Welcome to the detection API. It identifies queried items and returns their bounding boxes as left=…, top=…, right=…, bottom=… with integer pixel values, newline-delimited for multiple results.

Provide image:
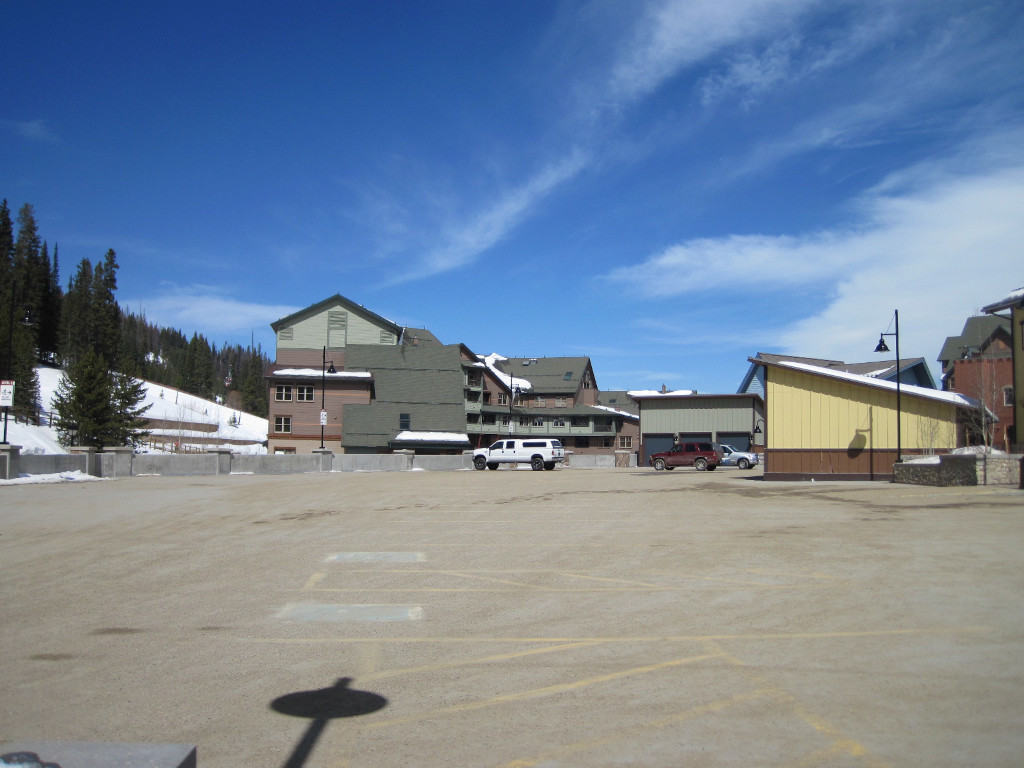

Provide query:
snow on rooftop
left=590, top=404, right=638, bottom=419
left=862, top=368, right=891, bottom=378
left=627, top=389, right=697, bottom=398
left=272, top=368, right=373, bottom=378
left=478, top=353, right=532, bottom=392
left=775, top=361, right=984, bottom=409
left=394, top=431, right=469, bottom=443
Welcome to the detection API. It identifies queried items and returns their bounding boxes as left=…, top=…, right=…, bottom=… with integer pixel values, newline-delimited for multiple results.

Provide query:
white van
left=473, top=439, right=565, bottom=471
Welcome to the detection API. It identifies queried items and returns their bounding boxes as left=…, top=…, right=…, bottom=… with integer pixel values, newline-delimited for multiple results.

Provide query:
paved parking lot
left=2, top=467, right=1023, bottom=767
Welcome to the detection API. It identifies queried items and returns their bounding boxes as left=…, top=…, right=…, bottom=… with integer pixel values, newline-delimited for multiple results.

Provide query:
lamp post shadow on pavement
left=271, top=677, right=387, bottom=768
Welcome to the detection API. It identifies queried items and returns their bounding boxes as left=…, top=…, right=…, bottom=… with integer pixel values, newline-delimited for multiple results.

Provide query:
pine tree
left=111, top=371, right=151, bottom=447
left=52, top=349, right=114, bottom=448
left=242, top=345, right=267, bottom=417
left=180, top=333, right=215, bottom=398
left=93, top=249, right=120, bottom=368
left=60, top=258, right=95, bottom=367
left=2, top=202, right=42, bottom=416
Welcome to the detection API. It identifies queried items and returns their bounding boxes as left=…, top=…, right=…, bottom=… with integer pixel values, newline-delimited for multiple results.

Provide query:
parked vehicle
left=648, top=441, right=720, bottom=471
left=473, top=438, right=565, bottom=471
left=716, top=444, right=760, bottom=470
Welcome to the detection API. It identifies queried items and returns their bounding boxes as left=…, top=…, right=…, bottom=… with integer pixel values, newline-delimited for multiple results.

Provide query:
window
left=535, top=396, right=546, bottom=407
left=275, top=385, right=293, bottom=401
left=601, top=437, right=614, bottom=447
left=497, top=392, right=509, bottom=406
left=531, top=415, right=544, bottom=427
left=274, top=416, right=292, bottom=433
left=297, top=385, right=314, bottom=402
left=482, top=414, right=496, bottom=425
left=400, top=413, right=411, bottom=430
left=467, top=413, right=479, bottom=423
left=1005, top=387, right=1015, bottom=407
left=555, top=397, right=567, bottom=407
left=519, top=415, right=531, bottom=426
left=563, top=372, right=573, bottom=380
left=575, top=437, right=590, bottom=448
left=618, top=436, right=633, bottom=449
left=553, top=417, right=566, bottom=427
left=571, top=416, right=589, bottom=427
left=501, top=415, right=511, bottom=426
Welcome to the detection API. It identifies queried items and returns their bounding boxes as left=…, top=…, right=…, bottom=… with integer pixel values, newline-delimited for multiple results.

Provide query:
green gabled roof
left=497, top=356, right=594, bottom=394
left=340, top=343, right=469, bottom=449
left=270, top=294, right=402, bottom=334
left=937, top=315, right=1011, bottom=363
left=401, top=327, right=443, bottom=347
left=597, top=390, right=638, bottom=416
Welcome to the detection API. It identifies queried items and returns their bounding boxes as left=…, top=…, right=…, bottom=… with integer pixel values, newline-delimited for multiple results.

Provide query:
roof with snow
left=393, top=431, right=470, bottom=444
left=769, top=360, right=986, bottom=411
left=981, top=286, right=1024, bottom=314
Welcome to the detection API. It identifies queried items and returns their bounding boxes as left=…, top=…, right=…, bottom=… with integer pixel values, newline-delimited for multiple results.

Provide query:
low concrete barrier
left=18, top=452, right=87, bottom=476
left=4, top=445, right=641, bottom=480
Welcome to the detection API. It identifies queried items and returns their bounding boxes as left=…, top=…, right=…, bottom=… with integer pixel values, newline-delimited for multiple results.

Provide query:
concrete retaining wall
left=3, top=444, right=636, bottom=480
left=19, top=453, right=88, bottom=476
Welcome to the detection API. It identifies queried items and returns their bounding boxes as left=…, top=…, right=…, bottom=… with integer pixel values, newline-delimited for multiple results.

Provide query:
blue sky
left=3, top=1, right=1023, bottom=393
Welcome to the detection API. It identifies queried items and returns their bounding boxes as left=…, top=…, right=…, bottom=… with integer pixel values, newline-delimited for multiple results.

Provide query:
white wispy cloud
left=600, top=135, right=1024, bottom=367
left=3, top=118, right=61, bottom=143
left=606, top=0, right=820, bottom=108
left=386, top=148, right=590, bottom=283
left=122, top=286, right=299, bottom=347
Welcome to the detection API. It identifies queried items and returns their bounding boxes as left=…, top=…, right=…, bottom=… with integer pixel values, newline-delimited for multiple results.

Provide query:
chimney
left=661, top=383, right=668, bottom=393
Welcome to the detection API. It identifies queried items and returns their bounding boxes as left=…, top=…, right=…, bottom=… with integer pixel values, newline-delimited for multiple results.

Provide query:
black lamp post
left=874, top=309, right=901, bottom=466
left=320, top=346, right=336, bottom=450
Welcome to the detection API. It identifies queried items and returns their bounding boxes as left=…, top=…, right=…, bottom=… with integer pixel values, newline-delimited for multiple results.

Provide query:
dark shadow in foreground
left=271, top=677, right=388, bottom=768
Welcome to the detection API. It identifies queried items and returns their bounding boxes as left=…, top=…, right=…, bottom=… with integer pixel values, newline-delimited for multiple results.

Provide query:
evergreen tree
left=52, top=349, right=114, bottom=448
left=0, top=200, right=14, bottom=378
left=38, top=241, right=62, bottom=362
left=60, top=258, right=95, bottom=367
left=2, top=202, right=41, bottom=416
left=180, top=333, right=215, bottom=398
left=93, top=249, right=120, bottom=368
left=111, top=371, right=151, bottom=447
left=242, top=345, right=267, bottom=417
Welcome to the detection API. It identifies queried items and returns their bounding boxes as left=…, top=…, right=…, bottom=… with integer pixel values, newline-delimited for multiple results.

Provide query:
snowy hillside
left=4, top=367, right=268, bottom=455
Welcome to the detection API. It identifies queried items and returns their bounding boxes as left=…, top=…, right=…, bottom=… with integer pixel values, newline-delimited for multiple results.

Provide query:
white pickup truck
left=473, top=438, right=565, bottom=471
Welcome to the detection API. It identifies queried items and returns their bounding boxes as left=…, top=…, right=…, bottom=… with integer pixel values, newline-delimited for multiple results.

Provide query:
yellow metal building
left=759, top=360, right=980, bottom=480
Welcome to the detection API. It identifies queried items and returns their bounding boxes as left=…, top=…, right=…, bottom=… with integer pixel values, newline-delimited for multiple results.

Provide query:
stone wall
left=894, top=454, right=1022, bottom=487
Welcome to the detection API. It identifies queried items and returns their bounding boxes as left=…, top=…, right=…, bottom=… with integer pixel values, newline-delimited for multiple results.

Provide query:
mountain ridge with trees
left=1, top=198, right=270, bottom=448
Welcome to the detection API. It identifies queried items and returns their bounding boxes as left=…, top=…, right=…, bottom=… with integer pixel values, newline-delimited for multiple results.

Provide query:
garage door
left=717, top=432, right=751, bottom=451
left=642, top=435, right=675, bottom=466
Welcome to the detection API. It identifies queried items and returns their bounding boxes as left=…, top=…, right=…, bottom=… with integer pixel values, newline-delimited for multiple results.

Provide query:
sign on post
left=0, top=381, right=14, bottom=408
left=320, top=409, right=328, bottom=426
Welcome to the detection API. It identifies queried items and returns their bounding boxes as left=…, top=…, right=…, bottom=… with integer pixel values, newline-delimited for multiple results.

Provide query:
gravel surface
left=2, top=467, right=1022, bottom=767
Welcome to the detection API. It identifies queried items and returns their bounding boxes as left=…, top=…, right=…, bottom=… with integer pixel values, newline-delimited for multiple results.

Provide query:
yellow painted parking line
left=302, top=572, right=326, bottom=590
left=497, top=687, right=773, bottom=768
left=358, top=652, right=721, bottom=732
left=705, top=639, right=895, bottom=768
left=250, top=625, right=992, bottom=645
left=358, top=641, right=606, bottom=684
left=556, top=572, right=674, bottom=588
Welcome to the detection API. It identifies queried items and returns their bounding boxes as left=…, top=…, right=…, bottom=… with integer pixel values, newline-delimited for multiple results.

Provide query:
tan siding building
left=761, top=360, right=977, bottom=480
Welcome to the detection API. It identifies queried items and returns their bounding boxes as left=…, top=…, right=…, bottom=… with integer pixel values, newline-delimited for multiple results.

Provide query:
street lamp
left=874, top=309, right=901, bottom=466
left=320, top=346, right=336, bottom=450
left=508, top=384, right=521, bottom=435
